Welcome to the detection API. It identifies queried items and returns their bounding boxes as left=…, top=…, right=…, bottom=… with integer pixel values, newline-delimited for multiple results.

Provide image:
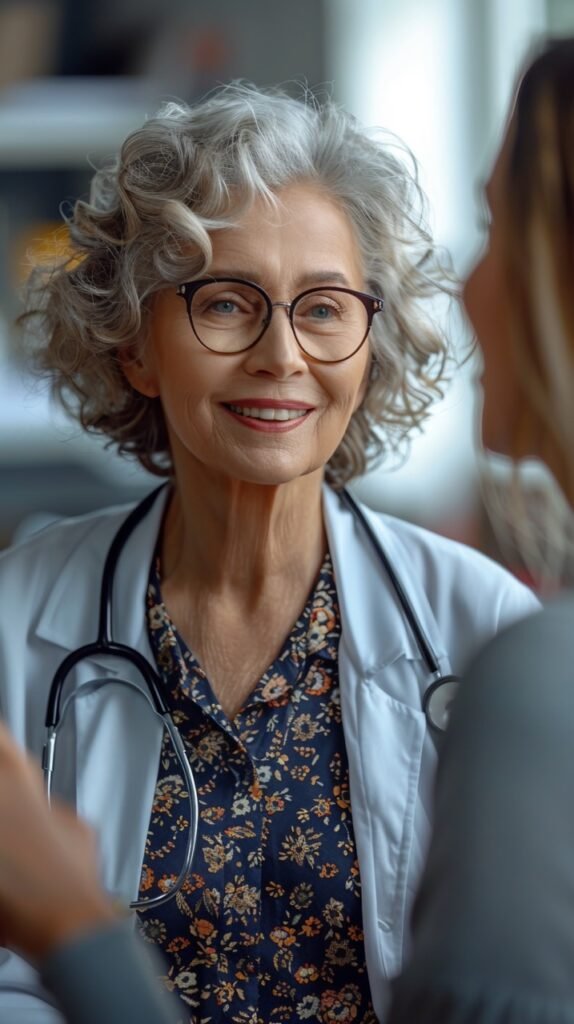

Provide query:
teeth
left=228, top=405, right=308, bottom=421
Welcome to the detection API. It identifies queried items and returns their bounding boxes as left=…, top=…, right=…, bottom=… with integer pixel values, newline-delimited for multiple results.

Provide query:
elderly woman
left=0, top=83, right=536, bottom=1023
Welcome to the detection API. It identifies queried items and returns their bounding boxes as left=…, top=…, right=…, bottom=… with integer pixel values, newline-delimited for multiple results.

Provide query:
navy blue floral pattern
left=138, top=552, right=376, bottom=1023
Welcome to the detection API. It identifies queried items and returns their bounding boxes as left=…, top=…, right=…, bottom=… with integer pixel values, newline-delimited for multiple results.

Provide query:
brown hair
left=504, top=38, right=574, bottom=493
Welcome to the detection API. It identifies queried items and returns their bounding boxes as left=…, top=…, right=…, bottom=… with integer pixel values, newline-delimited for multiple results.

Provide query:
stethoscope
left=42, top=485, right=459, bottom=911
left=341, top=488, right=460, bottom=732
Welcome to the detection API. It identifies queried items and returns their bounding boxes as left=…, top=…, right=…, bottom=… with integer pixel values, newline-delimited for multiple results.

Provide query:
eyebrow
left=206, top=268, right=353, bottom=289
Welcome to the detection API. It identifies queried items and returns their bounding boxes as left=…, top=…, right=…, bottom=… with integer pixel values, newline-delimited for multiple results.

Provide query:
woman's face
left=126, top=182, right=372, bottom=488
left=462, top=123, right=522, bottom=456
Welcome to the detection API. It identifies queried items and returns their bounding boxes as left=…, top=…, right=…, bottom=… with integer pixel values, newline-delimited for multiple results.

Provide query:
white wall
left=325, top=0, right=553, bottom=523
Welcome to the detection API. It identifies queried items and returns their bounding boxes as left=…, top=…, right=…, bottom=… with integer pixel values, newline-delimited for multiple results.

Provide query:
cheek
left=156, top=342, right=222, bottom=400
left=463, top=252, right=491, bottom=347
left=355, top=347, right=372, bottom=409
left=327, top=347, right=372, bottom=415
left=464, top=253, right=502, bottom=378
left=464, top=253, right=519, bottom=452
left=463, top=230, right=515, bottom=365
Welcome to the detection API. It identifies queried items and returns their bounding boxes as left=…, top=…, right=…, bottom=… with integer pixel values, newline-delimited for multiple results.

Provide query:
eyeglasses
left=176, top=277, right=384, bottom=363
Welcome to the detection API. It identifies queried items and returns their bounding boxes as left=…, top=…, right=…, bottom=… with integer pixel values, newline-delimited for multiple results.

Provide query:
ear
left=118, top=343, right=160, bottom=399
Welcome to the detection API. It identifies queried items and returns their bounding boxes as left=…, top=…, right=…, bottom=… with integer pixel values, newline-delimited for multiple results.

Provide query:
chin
left=226, top=458, right=321, bottom=488
left=480, top=433, right=510, bottom=459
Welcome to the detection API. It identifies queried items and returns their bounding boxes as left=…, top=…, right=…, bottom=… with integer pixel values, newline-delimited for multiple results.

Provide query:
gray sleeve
left=387, top=598, right=574, bottom=1023
left=40, top=921, right=182, bottom=1024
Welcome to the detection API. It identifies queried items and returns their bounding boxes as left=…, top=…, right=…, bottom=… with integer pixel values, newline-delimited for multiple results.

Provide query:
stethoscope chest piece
left=422, top=674, right=460, bottom=732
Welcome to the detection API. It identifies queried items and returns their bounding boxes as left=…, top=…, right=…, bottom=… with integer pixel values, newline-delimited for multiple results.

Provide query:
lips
left=227, top=404, right=309, bottom=421
left=221, top=399, right=314, bottom=431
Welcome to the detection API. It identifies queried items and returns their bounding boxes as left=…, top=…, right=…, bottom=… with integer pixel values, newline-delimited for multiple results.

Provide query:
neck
left=161, top=466, right=327, bottom=606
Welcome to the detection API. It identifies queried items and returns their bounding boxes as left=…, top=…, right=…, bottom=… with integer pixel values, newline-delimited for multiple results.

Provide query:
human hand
left=0, top=721, right=117, bottom=961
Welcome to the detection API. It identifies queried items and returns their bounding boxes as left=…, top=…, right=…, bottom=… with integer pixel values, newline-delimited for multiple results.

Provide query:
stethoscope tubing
left=339, top=488, right=460, bottom=730
left=43, top=680, right=199, bottom=911
left=43, top=484, right=198, bottom=911
left=340, top=489, right=440, bottom=672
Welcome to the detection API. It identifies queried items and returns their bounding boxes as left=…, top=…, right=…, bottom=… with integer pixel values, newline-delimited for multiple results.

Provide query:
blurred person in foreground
left=0, top=83, right=536, bottom=1023
left=388, top=36, right=574, bottom=1024
left=0, top=719, right=179, bottom=1024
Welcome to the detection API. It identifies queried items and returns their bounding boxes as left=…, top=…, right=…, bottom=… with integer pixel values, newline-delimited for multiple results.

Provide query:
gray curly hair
left=21, top=81, right=455, bottom=486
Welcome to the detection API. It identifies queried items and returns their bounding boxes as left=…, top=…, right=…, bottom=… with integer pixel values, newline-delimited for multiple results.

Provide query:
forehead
left=207, top=182, right=365, bottom=287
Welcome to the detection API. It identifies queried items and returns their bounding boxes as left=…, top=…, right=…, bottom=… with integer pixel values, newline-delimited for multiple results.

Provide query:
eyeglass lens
left=188, top=281, right=369, bottom=361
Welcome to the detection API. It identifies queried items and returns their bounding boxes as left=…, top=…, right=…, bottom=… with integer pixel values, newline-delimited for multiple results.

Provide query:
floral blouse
left=138, top=551, right=376, bottom=1024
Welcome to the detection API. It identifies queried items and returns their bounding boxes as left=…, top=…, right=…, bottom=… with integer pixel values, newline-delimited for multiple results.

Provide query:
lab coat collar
left=34, top=482, right=446, bottom=680
left=35, top=485, right=170, bottom=664
left=322, top=486, right=448, bottom=673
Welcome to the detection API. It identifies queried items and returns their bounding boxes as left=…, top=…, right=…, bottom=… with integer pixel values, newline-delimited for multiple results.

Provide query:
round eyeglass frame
left=176, top=277, right=385, bottom=364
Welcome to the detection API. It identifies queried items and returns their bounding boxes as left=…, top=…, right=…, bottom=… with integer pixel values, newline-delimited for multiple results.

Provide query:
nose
left=242, top=304, right=307, bottom=378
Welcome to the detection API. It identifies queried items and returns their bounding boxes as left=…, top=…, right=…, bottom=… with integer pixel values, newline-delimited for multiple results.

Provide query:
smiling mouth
left=225, top=404, right=311, bottom=422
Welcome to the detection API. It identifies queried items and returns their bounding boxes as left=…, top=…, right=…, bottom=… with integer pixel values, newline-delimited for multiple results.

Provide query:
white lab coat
left=0, top=485, right=539, bottom=1023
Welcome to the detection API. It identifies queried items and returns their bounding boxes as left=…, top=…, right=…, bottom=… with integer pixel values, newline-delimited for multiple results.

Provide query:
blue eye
left=211, top=300, right=238, bottom=314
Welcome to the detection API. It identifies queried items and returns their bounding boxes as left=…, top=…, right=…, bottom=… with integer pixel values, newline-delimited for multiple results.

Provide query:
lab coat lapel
left=33, top=488, right=170, bottom=906
left=323, top=486, right=451, bottom=1015
left=322, top=485, right=449, bottom=684
left=34, top=487, right=169, bottom=664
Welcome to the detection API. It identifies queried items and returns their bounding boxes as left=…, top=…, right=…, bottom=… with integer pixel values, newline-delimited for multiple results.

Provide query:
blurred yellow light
left=12, top=222, right=82, bottom=284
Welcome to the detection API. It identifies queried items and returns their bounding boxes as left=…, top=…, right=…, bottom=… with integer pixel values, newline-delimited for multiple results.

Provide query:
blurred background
left=1, top=0, right=573, bottom=582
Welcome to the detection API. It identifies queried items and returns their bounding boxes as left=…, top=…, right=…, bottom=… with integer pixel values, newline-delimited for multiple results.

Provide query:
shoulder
left=381, top=512, right=523, bottom=585
left=0, top=502, right=136, bottom=602
left=324, top=486, right=540, bottom=672
left=363, top=506, right=540, bottom=670
left=377, top=509, right=537, bottom=612
left=326, top=486, right=532, bottom=603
